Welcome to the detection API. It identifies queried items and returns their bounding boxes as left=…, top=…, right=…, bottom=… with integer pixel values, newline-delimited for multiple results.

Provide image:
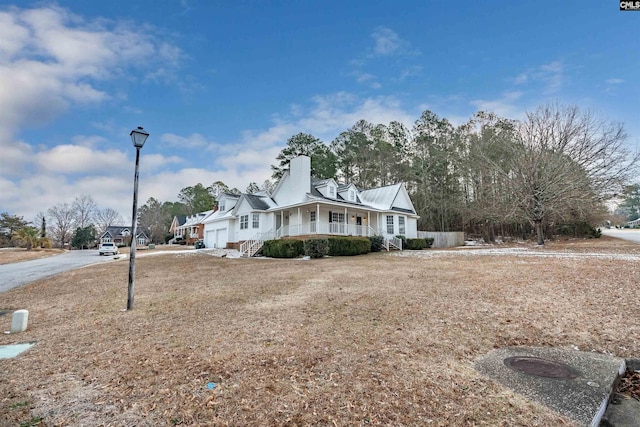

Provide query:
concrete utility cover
left=475, top=347, right=625, bottom=427
left=0, top=343, right=35, bottom=359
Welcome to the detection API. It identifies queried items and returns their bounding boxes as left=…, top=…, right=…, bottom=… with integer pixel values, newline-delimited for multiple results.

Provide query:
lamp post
left=127, top=126, right=149, bottom=310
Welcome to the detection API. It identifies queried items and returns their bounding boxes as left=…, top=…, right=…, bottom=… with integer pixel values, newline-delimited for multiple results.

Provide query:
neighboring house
left=169, top=215, right=187, bottom=242
left=202, top=155, right=419, bottom=256
left=171, top=211, right=213, bottom=245
left=100, top=226, right=150, bottom=247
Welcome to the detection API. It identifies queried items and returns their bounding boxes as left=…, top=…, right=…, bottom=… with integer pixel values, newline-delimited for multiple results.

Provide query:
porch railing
left=239, top=230, right=276, bottom=257
left=277, top=222, right=379, bottom=238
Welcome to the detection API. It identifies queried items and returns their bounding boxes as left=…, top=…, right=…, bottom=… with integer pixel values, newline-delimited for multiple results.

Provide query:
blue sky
left=1, top=1, right=638, bottom=222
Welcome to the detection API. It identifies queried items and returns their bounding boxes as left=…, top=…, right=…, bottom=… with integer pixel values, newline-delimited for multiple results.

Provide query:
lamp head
left=130, top=126, right=149, bottom=148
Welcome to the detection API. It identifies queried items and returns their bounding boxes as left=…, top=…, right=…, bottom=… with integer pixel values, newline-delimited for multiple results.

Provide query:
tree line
left=269, top=104, right=638, bottom=244
left=2, top=103, right=637, bottom=249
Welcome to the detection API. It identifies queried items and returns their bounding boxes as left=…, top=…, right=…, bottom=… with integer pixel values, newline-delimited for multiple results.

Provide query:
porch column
left=344, top=207, right=348, bottom=235
left=297, top=207, right=301, bottom=235
left=316, top=204, right=320, bottom=234
left=280, top=211, right=284, bottom=235
left=368, top=211, right=371, bottom=236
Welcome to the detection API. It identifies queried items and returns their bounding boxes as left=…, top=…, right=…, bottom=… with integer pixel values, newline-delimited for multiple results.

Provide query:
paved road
left=601, top=228, right=640, bottom=244
left=0, top=250, right=120, bottom=293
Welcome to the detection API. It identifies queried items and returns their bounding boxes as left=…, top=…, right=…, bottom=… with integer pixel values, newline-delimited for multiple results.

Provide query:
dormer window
left=349, top=190, right=355, bottom=201
left=329, top=186, right=335, bottom=197
left=219, top=202, right=225, bottom=211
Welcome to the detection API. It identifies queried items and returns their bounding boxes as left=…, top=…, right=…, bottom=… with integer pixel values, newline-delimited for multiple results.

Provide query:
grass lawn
left=1, top=237, right=639, bottom=426
left=0, top=248, right=64, bottom=265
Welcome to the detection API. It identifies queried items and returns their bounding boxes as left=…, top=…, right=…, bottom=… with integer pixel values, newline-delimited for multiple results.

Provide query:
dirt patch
left=0, top=239, right=638, bottom=426
left=0, top=248, right=64, bottom=265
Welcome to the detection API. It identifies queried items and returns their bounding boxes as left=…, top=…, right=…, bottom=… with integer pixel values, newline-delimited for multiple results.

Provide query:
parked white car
left=99, top=242, right=119, bottom=256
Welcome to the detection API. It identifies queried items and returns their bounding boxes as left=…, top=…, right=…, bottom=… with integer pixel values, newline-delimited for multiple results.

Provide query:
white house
left=202, top=155, right=419, bottom=256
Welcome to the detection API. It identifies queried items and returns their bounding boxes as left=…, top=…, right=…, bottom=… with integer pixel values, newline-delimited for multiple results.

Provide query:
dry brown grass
left=1, top=238, right=639, bottom=426
left=0, top=248, right=64, bottom=265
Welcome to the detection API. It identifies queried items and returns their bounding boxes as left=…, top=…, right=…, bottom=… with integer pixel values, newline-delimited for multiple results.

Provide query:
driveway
left=0, top=250, right=120, bottom=293
left=601, top=228, right=640, bottom=244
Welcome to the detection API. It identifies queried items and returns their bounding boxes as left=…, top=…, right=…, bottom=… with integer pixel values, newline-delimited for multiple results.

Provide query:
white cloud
left=0, top=5, right=187, bottom=220
left=0, top=5, right=184, bottom=136
left=605, top=78, right=624, bottom=85
left=160, top=133, right=210, bottom=149
left=371, top=27, right=415, bottom=57
left=0, top=140, right=33, bottom=176
left=470, top=91, right=525, bottom=119
left=538, top=61, right=564, bottom=93
left=35, top=145, right=129, bottom=174
left=512, top=60, right=565, bottom=94
left=513, top=72, right=528, bottom=85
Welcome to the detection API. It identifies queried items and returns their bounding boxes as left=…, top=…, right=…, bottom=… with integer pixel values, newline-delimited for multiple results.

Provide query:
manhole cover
left=504, top=356, right=580, bottom=379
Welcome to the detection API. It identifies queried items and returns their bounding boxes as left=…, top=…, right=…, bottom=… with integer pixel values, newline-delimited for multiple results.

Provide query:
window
left=310, top=211, right=317, bottom=232
left=219, top=202, right=225, bottom=211
left=399, top=216, right=406, bottom=234
left=329, top=186, right=335, bottom=197
left=332, top=212, right=345, bottom=223
left=331, top=212, right=345, bottom=233
left=252, top=213, right=259, bottom=229
left=103, top=236, right=112, bottom=243
left=386, top=215, right=394, bottom=234
left=349, top=190, right=355, bottom=201
left=240, top=215, right=249, bottom=230
left=138, top=237, right=145, bottom=245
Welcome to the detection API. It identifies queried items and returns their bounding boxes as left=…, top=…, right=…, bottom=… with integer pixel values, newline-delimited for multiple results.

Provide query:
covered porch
left=271, top=203, right=388, bottom=239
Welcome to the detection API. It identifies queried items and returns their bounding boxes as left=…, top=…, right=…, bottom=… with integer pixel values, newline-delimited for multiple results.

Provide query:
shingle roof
left=220, top=191, right=241, bottom=198
left=102, top=225, right=149, bottom=238
left=311, top=178, right=331, bottom=186
left=244, top=194, right=272, bottom=211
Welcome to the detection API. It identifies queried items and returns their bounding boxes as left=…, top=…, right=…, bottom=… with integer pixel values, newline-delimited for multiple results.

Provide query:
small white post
left=11, top=309, right=29, bottom=333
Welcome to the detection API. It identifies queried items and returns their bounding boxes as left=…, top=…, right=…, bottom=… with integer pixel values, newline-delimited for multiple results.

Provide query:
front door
left=356, top=216, right=362, bottom=235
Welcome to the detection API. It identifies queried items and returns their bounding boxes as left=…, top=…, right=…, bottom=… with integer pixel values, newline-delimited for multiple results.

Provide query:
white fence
left=417, top=231, right=465, bottom=248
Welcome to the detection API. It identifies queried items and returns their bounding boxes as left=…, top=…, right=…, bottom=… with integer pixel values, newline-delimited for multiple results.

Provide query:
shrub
left=405, top=238, right=427, bottom=250
left=39, top=238, right=53, bottom=249
left=425, top=238, right=434, bottom=248
left=304, top=238, right=329, bottom=258
left=368, top=235, right=385, bottom=252
left=327, top=236, right=371, bottom=256
left=262, top=239, right=304, bottom=258
left=557, top=222, right=602, bottom=238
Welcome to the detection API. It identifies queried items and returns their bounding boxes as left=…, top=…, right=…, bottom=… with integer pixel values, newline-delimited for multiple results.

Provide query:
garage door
left=205, top=231, right=216, bottom=249
left=216, top=228, right=227, bottom=249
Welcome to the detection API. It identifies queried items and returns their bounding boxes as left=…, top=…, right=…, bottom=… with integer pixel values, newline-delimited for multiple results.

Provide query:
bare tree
left=48, top=203, right=76, bottom=248
left=511, top=104, right=638, bottom=244
left=72, top=195, right=98, bottom=229
left=95, top=208, right=125, bottom=234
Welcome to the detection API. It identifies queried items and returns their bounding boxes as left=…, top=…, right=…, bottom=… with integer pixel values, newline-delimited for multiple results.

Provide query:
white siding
left=272, top=173, right=292, bottom=206
left=234, top=198, right=260, bottom=241
left=407, top=217, right=418, bottom=238
left=391, top=186, right=415, bottom=212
